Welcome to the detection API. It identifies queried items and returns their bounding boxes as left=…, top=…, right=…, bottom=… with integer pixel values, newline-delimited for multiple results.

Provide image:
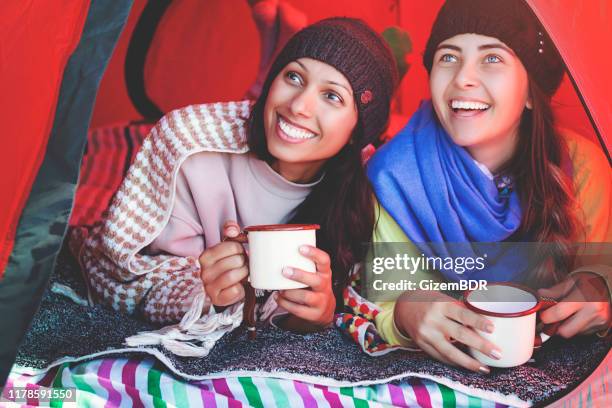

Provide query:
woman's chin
left=267, top=144, right=306, bottom=164
left=445, top=125, right=488, bottom=148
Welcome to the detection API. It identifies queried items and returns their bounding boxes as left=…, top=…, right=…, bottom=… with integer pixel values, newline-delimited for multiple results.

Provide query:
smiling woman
left=76, top=17, right=398, bottom=351
left=365, top=0, right=611, bottom=375
left=430, top=34, right=530, bottom=172
left=263, top=58, right=358, bottom=183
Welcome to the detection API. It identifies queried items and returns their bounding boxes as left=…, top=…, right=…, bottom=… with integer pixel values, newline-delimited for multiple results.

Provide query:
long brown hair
left=508, top=79, right=582, bottom=285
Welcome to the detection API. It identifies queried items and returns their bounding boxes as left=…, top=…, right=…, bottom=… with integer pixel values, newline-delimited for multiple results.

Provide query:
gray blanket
left=15, top=250, right=612, bottom=407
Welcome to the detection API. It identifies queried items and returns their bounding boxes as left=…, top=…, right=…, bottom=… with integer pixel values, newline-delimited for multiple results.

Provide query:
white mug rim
left=244, top=223, right=320, bottom=232
left=464, top=282, right=543, bottom=318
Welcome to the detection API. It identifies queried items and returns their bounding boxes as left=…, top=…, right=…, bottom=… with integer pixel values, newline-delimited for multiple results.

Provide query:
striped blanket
left=7, top=355, right=612, bottom=407
left=6, top=358, right=508, bottom=407
left=14, top=250, right=612, bottom=408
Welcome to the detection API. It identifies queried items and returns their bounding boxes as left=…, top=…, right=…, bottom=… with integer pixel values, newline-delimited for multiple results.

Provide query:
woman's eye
left=484, top=55, right=502, bottom=63
left=325, top=92, right=342, bottom=104
left=439, top=54, right=457, bottom=63
left=286, top=71, right=302, bottom=85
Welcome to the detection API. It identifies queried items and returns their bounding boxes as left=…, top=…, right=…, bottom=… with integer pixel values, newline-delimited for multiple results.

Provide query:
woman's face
left=430, top=33, right=531, bottom=171
left=263, top=58, right=358, bottom=182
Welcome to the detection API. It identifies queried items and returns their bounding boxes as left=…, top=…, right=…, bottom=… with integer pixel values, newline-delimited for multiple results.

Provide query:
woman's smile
left=275, top=114, right=318, bottom=144
left=448, top=98, right=491, bottom=118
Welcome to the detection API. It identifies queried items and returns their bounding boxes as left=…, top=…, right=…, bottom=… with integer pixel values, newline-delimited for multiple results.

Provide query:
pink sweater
left=134, top=151, right=318, bottom=323
left=148, top=151, right=318, bottom=257
left=80, top=101, right=320, bottom=324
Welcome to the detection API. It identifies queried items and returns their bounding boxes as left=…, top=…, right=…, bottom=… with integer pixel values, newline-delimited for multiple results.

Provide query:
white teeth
left=278, top=117, right=316, bottom=140
left=451, top=100, right=490, bottom=110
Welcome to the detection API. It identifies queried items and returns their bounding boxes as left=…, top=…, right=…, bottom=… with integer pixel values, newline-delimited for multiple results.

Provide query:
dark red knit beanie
left=261, top=17, right=399, bottom=146
left=423, top=0, right=565, bottom=96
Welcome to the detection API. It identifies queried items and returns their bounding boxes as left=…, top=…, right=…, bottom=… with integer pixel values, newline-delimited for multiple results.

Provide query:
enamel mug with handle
left=223, top=223, right=320, bottom=339
left=464, top=283, right=560, bottom=368
left=227, top=224, right=320, bottom=290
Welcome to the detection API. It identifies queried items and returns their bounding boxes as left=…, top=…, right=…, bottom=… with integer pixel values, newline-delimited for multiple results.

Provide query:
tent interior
left=92, top=0, right=603, bottom=141
left=1, top=0, right=610, bottom=406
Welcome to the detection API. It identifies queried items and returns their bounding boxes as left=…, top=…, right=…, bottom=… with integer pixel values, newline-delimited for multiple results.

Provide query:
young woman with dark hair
left=359, top=0, right=611, bottom=373
left=79, top=17, right=398, bottom=345
left=249, top=75, right=378, bottom=307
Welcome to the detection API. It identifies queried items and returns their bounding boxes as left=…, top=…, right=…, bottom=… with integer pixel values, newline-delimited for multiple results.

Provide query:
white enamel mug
left=232, top=224, right=320, bottom=290
left=464, top=283, right=559, bottom=368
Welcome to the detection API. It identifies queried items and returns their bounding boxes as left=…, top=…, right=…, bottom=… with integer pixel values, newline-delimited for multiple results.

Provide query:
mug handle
left=223, top=233, right=257, bottom=340
left=534, top=297, right=562, bottom=348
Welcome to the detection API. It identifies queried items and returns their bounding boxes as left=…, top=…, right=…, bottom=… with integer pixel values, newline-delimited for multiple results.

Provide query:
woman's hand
left=394, top=290, right=501, bottom=374
left=538, top=272, right=611, bottom=337
left=275, top=245, right=336, bottom=331
left=199, top=221, right=248, bottom=306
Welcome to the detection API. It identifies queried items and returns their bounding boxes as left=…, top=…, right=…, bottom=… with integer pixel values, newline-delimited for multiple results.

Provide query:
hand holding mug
left=393, top=290, right=501, bottom=374
left=464, top=283, right=562, bottom=368
left=199, top=221, right=248, bottom=307
left=216, top=222, right=322, bottom=338
left=276, top=245, right=336, bottom=327
left=538, top=272, right=611, bottom=337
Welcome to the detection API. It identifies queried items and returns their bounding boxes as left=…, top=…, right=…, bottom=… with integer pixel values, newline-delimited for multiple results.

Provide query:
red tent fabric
left=89, top=0, right=609, bottom=155
left=0, top=0, right=608, bottom=404
left=529, top=0, right=611, bottom=156
left=0, top=1, right=90, bottom=277
left=1, top=1, right=609, bottom=276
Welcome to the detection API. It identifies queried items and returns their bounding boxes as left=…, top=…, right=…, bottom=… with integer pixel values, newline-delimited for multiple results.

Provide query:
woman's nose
left=453, top=62, right=480, bottom=89
left=289, top=88, right=315, bottom=118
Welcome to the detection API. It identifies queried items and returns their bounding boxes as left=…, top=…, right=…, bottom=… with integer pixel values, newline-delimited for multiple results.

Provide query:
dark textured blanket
left=15, top=249, right=611, bottom=407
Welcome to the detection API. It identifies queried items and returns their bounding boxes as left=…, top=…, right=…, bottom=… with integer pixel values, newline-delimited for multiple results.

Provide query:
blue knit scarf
left=368, top=101, right=528, bottom=282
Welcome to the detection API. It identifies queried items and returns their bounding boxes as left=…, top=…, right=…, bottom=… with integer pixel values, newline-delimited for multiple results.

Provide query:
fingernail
left=485, top=323, right=495, bottom=333
left=299, top=245, right=310, bottom=254
left=227, top=227, right=238, bottom=235
left=282, top=267, right=293, bottom=277
left=478, top=366, right=490, bottom=375
left=490, top=350, right=502, bottom=360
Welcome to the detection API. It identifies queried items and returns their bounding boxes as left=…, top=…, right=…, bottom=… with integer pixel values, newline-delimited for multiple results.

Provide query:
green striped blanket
left=7, top=357, right=508, bottom=407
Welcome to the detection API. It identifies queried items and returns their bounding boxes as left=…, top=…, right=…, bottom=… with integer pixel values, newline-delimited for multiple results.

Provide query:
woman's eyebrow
left=295, top=60, right=308, bottom=72
left=295, top=60, right=351, bottom=95
left=325, top=80, right=351, bottom=94
left=436, top=43, right=461, bottom=52
left=478, top=43, right=514, bottom=54
left=436, top=43, right=514, bottom=55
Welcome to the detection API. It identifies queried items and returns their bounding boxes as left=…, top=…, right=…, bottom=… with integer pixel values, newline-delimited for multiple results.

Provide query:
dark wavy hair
left=247, top=83, right=375, bottom=308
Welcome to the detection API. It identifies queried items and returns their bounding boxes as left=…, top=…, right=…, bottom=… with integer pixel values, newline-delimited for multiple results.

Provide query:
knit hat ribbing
left=262, top=17, right=399, bottom=146
left=423, top=0, right=565, bottom=96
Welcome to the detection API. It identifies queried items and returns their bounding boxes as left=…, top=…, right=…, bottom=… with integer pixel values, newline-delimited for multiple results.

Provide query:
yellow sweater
left=373, top=129, right=612, bottom=346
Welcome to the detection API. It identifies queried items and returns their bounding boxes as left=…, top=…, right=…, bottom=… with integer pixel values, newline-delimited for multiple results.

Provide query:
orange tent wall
left=0, top=1, right=90, bottom=277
